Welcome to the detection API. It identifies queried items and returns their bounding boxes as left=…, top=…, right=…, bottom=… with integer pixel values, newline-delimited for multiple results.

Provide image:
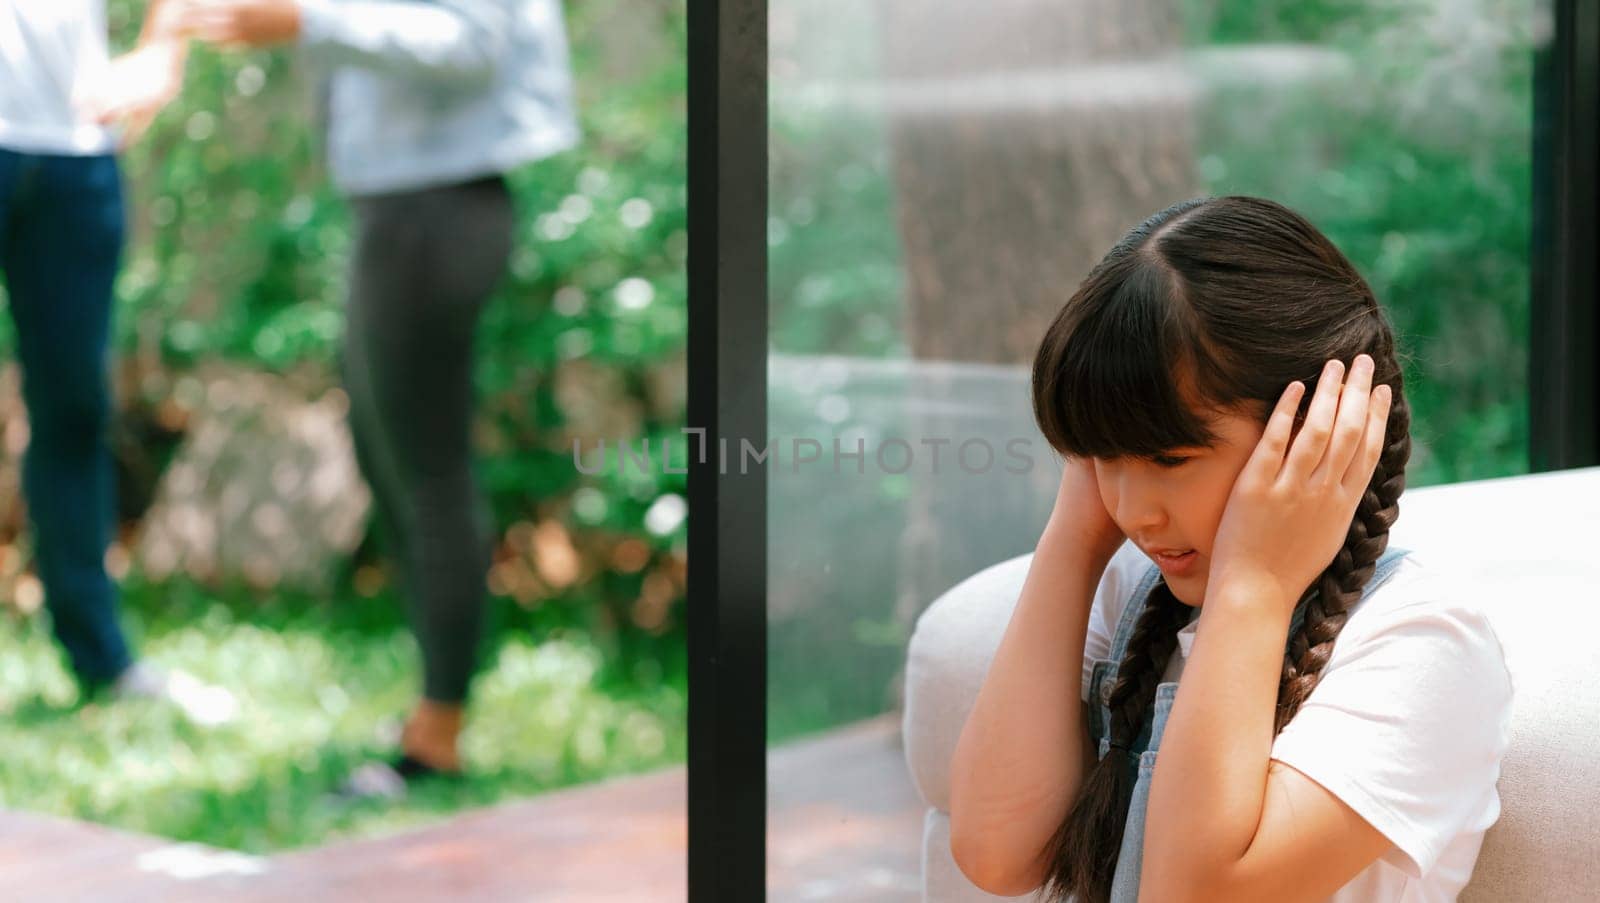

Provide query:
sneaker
left=111, top=662, right=240, bottom=727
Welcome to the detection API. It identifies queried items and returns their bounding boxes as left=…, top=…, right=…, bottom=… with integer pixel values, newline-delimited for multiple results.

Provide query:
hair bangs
left=1033, top=258, right=1222, bottom=461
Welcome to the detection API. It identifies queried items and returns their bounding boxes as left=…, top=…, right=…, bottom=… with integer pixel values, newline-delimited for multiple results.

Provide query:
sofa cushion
left=902, top=466, right=1600, bottom=900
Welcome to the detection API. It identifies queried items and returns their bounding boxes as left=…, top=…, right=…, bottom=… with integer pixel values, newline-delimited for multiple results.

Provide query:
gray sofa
left=902, top=466, right=1600, bottom=901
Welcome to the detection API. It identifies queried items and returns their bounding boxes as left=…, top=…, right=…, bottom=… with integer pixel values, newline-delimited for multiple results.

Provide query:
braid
left=1105, top=585, right=1192, bottom=751
left=1037, top=582, right=1191, bottom=903
left=1274, top=374, right=1411, bottom=734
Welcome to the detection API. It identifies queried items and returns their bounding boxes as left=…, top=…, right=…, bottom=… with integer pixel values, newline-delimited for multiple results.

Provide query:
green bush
left=1189, top=0, right=1533, bottom=484
left=18, top=0, right=698, bottom=670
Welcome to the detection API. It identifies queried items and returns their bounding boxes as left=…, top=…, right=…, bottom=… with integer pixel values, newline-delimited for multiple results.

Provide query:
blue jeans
left=0, top=147, right=133, bottom=688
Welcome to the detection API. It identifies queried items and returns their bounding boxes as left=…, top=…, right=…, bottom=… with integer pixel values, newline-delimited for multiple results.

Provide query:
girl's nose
left=1112, top=474, right=1167, bottom=533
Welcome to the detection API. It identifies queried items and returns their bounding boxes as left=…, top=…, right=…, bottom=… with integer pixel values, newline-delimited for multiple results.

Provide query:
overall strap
left=1091, top=562, right=1166, bottom=757
left=1107, top=562, right=1166, bottom=666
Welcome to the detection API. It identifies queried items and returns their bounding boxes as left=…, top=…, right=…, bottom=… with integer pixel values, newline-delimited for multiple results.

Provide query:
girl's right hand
left=1045, top=454, right=1127, bottom=568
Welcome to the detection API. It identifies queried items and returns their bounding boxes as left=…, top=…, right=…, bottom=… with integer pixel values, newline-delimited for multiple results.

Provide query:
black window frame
left=686, top=0, right=767, bottom=900
left=685, top=0, right=1599, bottom=898
left=1531, top=0, right=1600, bottom=471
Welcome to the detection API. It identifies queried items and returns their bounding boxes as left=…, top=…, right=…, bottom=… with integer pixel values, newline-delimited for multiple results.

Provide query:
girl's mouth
left=1152, top=549, right=1198, bottom=576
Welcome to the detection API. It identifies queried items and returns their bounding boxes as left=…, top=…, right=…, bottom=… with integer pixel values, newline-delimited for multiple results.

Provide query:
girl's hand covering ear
left=1047, top=453, right=1127, bottom=570
left=1208, top=353, right=1392, bottom=611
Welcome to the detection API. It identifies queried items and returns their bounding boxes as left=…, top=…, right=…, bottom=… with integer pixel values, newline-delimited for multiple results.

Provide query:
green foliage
left=0, top=1, right=693, bottom=845
left=1187, top=0, right=1534, bottom=483
left=1184, top=0, right=1387, bottom=43
left=72, top=0, right=691, bottom=653
left=0, top=577, right=685, bottom=852
left=769, top=109, right=907, bottom=358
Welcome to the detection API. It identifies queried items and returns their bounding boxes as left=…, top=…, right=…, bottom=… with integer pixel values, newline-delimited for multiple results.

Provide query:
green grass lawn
left=0, top=574, right=687, bottom=853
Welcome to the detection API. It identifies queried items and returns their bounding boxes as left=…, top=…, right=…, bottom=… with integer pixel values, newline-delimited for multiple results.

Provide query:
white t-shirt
left=0, top=0, right=115, bottom=155
left=1081, top=540, right=1515, bottom=903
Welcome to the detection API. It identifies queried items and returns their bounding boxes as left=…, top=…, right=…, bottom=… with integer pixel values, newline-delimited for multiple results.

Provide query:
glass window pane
left=767, top=0, right=1532, bottom=898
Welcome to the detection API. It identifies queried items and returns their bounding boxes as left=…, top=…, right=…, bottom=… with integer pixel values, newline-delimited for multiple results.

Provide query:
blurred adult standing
left=178, top=0, right=579, bottom=794
left=1, top=0, right=236, bottom=723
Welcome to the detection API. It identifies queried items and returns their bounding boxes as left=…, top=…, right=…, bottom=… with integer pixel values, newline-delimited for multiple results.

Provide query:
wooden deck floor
left=0, top=713, right=925, bottom=902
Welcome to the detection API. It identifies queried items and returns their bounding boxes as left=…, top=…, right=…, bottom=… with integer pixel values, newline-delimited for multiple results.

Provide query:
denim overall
left=1084, top=546, right=1413, bottom=903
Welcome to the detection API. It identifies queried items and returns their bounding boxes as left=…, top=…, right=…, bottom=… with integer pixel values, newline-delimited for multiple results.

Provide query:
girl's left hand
left=1207, top=353, right=1393, bottom=612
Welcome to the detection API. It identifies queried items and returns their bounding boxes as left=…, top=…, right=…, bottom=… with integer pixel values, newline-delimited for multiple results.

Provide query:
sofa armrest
left=902, top=552, right=1036, bottom=813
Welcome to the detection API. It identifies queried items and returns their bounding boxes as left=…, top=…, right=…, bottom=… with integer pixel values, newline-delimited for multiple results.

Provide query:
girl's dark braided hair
left=1028, top=196, right=1413, bottom=903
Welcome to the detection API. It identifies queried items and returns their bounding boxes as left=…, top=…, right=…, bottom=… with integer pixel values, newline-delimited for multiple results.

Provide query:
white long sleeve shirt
left=296, top=0, right=579, bottom=196
left=0, top=0, right=116, bottom=155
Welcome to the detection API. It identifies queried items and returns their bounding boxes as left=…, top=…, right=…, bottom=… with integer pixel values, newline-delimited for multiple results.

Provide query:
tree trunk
left=879, top=0, right=1199, bottom=363
left=877, top=0, right=1201, bottom=711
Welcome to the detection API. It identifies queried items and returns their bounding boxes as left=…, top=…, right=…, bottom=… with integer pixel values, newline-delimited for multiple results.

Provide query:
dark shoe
left=334, top=753, right=462, bottom=802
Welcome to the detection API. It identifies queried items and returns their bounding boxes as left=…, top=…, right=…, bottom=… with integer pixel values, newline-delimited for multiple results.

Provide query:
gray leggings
left=343, top=174, right=514, bottom=704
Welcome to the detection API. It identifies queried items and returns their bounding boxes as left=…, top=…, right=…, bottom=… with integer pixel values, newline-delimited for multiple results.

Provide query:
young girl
left=948, top=196, right=1514, bottom=903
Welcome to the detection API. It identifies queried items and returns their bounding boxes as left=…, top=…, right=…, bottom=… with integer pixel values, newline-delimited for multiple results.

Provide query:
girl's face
left=1092, top=405, right=1267, bottom=607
